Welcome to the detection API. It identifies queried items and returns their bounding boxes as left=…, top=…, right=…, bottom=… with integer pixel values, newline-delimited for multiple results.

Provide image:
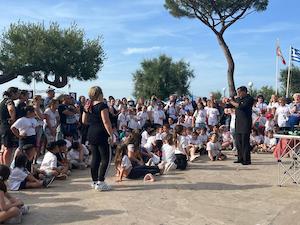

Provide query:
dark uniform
left=235, top=94, right=254, bottom=164
left=0, top=98, right=15, bottom=148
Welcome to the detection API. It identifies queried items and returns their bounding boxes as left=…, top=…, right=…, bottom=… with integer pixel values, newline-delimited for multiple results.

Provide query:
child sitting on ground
left=67, top=142, right=89, bottom=169
left=8, top=154, right=54, bottom=191
left=265, top=111, right=276, bottom=132
left=173, top=125, right=188, bottom=170
left=11, top=144, right=46, bottom=180
left=56, top=140, right=70, bottom=169
left=250, top=129, right=264, bottom=153
left=196, top=127, right=209, bottom=154
left=187, top=131, right=201, bottom=162
left=115, top=144, right=163, bottom=182
left=219, top=125, right=233, bottom=150
left=0, top=165, right=29, bottom=224
left=206, top=133, right=227, bottom=161
left=258, top=130, right=277, bottom=153
left=40, top=142, right=68, bottom=180
left=161, top=134, right=177, bottom=173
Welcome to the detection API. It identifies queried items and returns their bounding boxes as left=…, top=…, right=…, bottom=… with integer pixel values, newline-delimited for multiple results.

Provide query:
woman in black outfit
left=0, top=87, right=19, bottom=165
left=82, top=86, right=114, bottom=191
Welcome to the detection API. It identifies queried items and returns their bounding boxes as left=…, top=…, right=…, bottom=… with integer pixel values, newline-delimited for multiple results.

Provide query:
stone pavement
left=15, top=153, right=300, bottom=225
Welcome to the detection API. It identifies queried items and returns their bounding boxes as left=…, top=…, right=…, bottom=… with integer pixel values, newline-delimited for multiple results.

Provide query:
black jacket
left=235, top=94, right=254, bottom=134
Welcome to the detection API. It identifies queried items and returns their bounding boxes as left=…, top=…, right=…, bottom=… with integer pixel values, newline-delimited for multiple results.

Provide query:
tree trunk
left=216, top=34, right=236, bottom=97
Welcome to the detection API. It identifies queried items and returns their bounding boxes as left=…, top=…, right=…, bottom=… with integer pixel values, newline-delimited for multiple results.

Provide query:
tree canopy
left=280, top=66, right=300, bottom=96
left=0, top=22, right=105, bottom=88
left=164, top=0, right=269, bottom=97
left=250, top=85, right=275, bottom=102
left=133, top=54, right=194, bottom=100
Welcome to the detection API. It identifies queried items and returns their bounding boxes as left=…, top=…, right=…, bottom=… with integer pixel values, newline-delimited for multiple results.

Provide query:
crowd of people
left=0, top=85, right=300, bottom=223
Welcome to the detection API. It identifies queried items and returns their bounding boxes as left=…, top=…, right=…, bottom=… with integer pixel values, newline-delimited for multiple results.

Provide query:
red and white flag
left=276, top=45, right=286, bottom=65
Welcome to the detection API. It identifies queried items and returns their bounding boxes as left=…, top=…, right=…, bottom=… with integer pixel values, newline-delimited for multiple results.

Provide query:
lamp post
left=248, top=81, right=253, bottom=96
left=222, top=87, right=226, bottom=98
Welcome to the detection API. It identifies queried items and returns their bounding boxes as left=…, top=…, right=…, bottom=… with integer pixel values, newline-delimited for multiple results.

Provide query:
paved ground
left=14, top=153, right=300, bottom=225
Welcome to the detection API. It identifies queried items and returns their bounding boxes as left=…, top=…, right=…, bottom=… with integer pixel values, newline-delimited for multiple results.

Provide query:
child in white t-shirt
left=155, top=126, right=164, bottom=140
left=184, top=111, right=193, bottom=128
left=219, top=125, right=233, bottom=150
left=153, top=104, right=165, bottom=126
left=173, top=125, right=188, bottom=170
left=40, top=142, right=68, bottom=179
left=117, top=107, right=129, bottom=131
left=8, top=154, right=54, bottom=191
left=206, top=133, right=226, bottom=161
left=193, top=102, right=207, bottom=128
left=275, top=97, right=290, bottom=127
left=11, top=106, right=37, bottom=148
left=206, top=102, right=220, bottom=131
left=137, top=106, right=149, bottom=129
left=127, top=109, right=139, bottom=130
left=197, top=127, right=208, bottom=147
left=187, top=131, right=201, bottom=162
left=250, top=129, right=264, bottom=153
left=115, top=144, right=162, bottom=182
left=265, top=112, right=275, bottom=132
left=258, top=130, right=277, bottom=153
left=161, top=136, right=176, bottom=163
left=67, top=142, right=89, bottom=169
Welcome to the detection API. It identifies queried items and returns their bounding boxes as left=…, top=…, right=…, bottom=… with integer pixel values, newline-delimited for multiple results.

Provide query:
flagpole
left=33, top=77, right=36, bottom=97
left=275, top=39, right=279, bottom=95
left=286, top=46, right=292, bottom=98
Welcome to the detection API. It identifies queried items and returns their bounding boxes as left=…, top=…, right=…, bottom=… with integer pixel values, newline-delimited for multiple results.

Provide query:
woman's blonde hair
left=88, top=86, right=103, bottom=101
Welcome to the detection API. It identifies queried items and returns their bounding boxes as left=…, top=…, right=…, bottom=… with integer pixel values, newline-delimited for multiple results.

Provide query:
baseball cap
left=46, top=87, right=55, bottom=93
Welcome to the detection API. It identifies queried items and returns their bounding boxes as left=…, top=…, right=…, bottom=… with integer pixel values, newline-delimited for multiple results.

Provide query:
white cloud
left=122, top=46, right=161, bottom=55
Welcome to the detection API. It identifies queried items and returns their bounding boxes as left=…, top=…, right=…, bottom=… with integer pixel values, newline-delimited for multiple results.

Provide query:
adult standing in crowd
left=57, top=95, right=78, bottom=140
left=82, top=86, right=114, bottom=191
left=289, top=93, right=300, bottom=127
left=229, top=86, right=254, bottom=165
left=78, top=96, right=89, bottom=145
left=15, top=90, right=29, bottom=119
left=44, top=88, right=55, bottom=109
left=0, top=87, right=19, bottom=165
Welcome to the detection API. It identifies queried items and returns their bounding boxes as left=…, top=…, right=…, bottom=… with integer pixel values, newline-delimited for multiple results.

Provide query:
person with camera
left=227, top=86, right=254, bottom=165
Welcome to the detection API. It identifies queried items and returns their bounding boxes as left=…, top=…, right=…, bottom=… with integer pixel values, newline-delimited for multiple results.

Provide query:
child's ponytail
left=173, top=125, right=184, bottom=148
left=114, top=144, right=127, bottom=169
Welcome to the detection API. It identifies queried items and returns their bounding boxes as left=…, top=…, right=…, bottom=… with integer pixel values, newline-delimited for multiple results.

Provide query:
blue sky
left=0, top=0, right=300, bottom=99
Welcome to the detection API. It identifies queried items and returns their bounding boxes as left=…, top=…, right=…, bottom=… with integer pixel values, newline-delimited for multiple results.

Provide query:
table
left=274, top=134, right=300, bottom=186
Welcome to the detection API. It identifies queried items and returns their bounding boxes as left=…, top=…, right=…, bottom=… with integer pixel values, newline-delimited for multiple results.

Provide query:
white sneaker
left=20, top=205, right=30, bottom=215
left=146, top=158, right=153, bottom=166
left=95, top=181, right=111, bottom=191
left=164, top=162, right=177, bottom=174
left=91, top=181, right=97, bottom=189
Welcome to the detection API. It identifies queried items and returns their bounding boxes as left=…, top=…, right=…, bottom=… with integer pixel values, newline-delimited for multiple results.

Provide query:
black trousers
left=90, top=142, right=111, bottom=182
left=127, top=165, right=160, bottom=179
left=235, top=133, right=251, bottom=163
left=175, top=154, right=187, bottom=170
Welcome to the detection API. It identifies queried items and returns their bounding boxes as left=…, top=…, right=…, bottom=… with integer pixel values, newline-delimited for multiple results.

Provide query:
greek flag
left=291, top=47, right=300, bottom=62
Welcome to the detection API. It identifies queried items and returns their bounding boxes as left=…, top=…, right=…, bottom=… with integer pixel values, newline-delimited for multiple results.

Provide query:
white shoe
left=95, top=181, right=111, bottom=191
left=91, top=182, right=97, bottom=189
left=146, top=158, right=153, bottom=166
left=20, top=205, right=30, bottom=215
left=164, top=162, right=177, bottom=174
